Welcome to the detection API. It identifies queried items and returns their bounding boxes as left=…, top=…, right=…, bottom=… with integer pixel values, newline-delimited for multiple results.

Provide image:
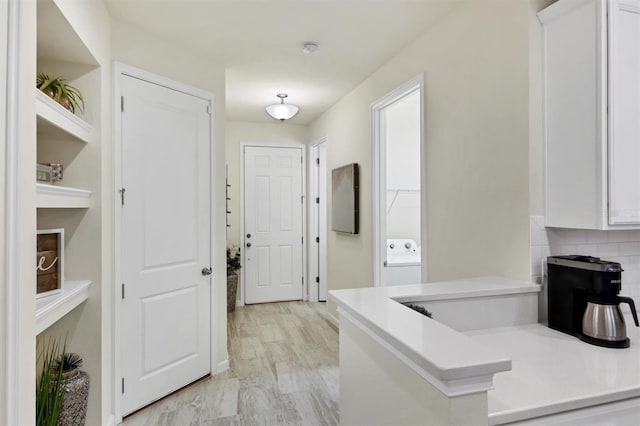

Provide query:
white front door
left=120, top=75, right=211, bottom=415
left=243, top=146, right=303, bottom=304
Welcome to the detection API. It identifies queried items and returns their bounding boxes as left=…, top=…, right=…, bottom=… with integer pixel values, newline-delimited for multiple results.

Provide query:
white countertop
left=330, top=276, right=640, bottom=423
left=329, top=276, right=540, bottom=396
left=466, top=318, right=640, bottom=425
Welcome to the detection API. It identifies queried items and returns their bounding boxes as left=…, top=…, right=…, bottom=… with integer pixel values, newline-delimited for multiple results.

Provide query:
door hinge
left=316, top=197, right=320, bottom=204
left=301, top=195, right=304, bottom=204
left=206, top=104, right=211, bottom=114
left=301, top=156, right=303, bottom=164
left=315, top=276, right=319, bottom=283
left=302, top=276, right=304, bottom=285
left=121, top=96, right=124, bottom=112
left=119, top=188, right=126, bottom=206
left=121, top=283, right=125, bottom=299
left=316, top=237, right=319, bottom=243
left=316, top=158, right=320, bottom=165
left=301, top=236, right=304, bottom=245
left=121, top=378, right=125, bottom=394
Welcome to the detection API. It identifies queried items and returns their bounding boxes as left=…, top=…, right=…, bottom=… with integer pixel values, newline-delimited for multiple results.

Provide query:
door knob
left=246, top=242, right=252, bottom=248
left=246, top=233, right=252, bottom=238
left=201, top=267, right=212, bottom=276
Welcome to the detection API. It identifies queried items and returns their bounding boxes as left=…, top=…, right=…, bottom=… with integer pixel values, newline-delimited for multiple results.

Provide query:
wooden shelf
left=36, top=89, right=91, bottom=143
left=36, top=280, right=91, bottom=335
left=36, top=183, right=92, bottom=208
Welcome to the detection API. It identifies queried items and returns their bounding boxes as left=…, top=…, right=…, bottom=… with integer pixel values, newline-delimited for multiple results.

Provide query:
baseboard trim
left=217, top=359, right=230, bottom=373
left=326, top=311, right=340, bottom=329
left=105, top=414, right=115, bottom=426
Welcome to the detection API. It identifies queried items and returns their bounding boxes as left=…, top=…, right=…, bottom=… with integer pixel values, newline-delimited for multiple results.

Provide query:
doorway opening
left=372, top=75, right=425, bottom=287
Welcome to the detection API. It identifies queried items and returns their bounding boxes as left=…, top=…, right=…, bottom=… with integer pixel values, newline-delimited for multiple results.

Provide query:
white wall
left=225, top=120, right=309, bottom=249
left=14, top=1, right=38, bottom=423
left=310, top=0, right=531, bottom=317
left=111, top=18, right=229, bottom=396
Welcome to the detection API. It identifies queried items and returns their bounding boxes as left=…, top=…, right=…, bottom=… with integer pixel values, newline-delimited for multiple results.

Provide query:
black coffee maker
left=547, top=255, right=639, bottom=348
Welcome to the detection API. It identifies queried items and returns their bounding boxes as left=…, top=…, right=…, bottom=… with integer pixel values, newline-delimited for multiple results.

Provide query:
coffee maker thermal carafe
left=547, top=255, right=639, bottom=348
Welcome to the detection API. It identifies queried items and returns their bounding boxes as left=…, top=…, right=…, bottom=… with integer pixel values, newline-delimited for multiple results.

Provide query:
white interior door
left=120, top=75, right=211, bottom=415
left=244, top=146, right=303, bottom=304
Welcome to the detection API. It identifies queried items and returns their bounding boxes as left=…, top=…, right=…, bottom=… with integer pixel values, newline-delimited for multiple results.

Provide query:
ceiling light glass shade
left=266, top=103, right=299, bottom=121
left=266, top=93, right=299, bottom=121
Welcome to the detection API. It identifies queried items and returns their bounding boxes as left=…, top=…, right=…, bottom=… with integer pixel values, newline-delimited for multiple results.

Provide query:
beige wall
left=225, top=121, right=309, bottom=250
left=111, top=20, right=229, bottom=386
left=310, top=0, right=532, bottom=317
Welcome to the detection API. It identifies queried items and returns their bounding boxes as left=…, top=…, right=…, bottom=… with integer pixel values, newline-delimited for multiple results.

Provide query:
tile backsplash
left=530, top=215, right=640, bottom=321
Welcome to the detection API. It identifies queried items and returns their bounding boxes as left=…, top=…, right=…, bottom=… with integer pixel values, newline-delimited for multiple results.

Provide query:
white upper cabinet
left=608, top=0, right=640, bottom=224
left=540, top=0, right=640, bottom=229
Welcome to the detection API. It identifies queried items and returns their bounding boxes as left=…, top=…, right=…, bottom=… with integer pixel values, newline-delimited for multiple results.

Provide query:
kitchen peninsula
left=330, top=277, right=640, bottom=425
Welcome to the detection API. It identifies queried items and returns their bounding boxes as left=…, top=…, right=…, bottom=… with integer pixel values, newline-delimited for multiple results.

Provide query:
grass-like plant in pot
left=36, top=338, right=65, bottom=426
left=36, top=72, right=85, bottom=114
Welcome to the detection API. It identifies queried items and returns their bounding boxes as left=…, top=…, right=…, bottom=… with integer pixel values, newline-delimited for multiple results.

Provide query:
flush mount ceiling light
left=265, top=93, right=299, bottom=122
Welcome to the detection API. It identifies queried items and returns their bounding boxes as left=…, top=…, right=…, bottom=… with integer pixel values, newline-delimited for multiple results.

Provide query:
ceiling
left=105, top=0, right=459, bottom=125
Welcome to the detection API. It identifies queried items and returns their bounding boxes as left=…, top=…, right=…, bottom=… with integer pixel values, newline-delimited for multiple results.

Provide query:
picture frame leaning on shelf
left=36, top=228, right=64, bottom=298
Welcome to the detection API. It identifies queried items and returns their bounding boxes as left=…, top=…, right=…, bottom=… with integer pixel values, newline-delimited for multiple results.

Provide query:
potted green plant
left=36, top=339, right=64, bottom=426
left=406, top=304, right=433, bottom=318
left=227, top=247, right=241, bottom=312
left=36, top=73, right=85, bottom=114
left=54, top=353, right=90, bottom=426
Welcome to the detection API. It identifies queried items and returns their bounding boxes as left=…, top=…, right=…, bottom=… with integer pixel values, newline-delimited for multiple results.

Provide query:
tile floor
left=123, top=301, right=339, bottom=426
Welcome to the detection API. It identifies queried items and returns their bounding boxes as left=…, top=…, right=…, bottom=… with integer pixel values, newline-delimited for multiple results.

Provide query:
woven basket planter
left=57, top=368, right=90, bottom=426
left=227, top=273, right=238, bottom=312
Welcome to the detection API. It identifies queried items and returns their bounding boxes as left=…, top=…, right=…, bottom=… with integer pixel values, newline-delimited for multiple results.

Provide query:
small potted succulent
left=36, top=73, right=85, bottom=114
left=227, top=247, right=241, bottom=312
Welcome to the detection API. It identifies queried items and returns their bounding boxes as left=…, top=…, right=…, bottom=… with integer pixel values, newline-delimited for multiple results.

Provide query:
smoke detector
left=302, top=42, right=319, bottom=54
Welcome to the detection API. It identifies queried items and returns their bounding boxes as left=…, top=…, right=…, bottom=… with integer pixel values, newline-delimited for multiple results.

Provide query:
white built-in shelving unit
left=35, top=280, right=91, bottom=335
left=36, top=88, right=91, bottom=143
left=35, top=0, right=100, bottom=333
left=32, top=0, right=107, bottom=423
left=36, top=183, right=92, bottom=209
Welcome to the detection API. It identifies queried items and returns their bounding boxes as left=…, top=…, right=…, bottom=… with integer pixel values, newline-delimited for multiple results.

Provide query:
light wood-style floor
left=123, top=301, right=339, bottom=426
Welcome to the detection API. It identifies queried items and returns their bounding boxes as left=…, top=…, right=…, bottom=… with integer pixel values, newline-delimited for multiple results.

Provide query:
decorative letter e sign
left=36, top=229, right=64, bottom=297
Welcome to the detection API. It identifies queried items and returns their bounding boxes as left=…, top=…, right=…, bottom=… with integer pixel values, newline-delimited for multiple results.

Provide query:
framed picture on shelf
left=36, top=228, right=64, bottom=298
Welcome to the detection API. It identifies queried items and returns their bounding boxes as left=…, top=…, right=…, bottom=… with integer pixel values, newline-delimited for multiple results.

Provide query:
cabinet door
left=609, top=0, right=640, bottom=224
